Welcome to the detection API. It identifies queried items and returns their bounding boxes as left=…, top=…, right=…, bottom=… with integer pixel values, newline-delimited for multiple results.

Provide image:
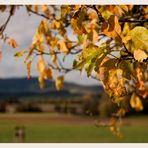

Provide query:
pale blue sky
left=0, top=6, right=99, bottom=86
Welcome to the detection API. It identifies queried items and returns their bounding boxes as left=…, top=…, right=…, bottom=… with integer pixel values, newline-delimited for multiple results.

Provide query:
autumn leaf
left=14, top=50, right=27, bottom=58
left=24, top=44, right=36, bottom=63
left=41, top=5, right=48, bottom=13
left=55, top=75, right=64, bottom=90
left=133, top=49, right=148, bottom=62
left=101, top=15, right=121, bottom=41
left=88, top=9, right=98, bottom=20
left=119, top=5, right=128, bottom=12
left=51, top=53, right=58, bottom=67
left=58, top=40, right=69, bottom=54
left=50, top=20, right=60, bottom=29
left=38, top=76, right=45, bottom=89
left=34, top=5, right=39, bottom=13
left=130, top=93, right=143, bottom=111
left=0, top=5, right=6, bottom=12
left=130, top=26, right=148, bottom=52
left=135, top=66, right=148, bottom=98
left=26, top=61, right=32, bottom=79
left=70, top=18, right=84, bottom=35
left=8, top=38, right=18, bottom=48
left=45, top=67, right=54, bottom=80
left=37, top=55, right=46, bottom=74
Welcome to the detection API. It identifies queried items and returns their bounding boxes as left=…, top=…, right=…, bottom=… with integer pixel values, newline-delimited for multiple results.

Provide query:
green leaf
left=101, top=58, right=116, bottom=70
left=119, top=60, right=133, bottom=80
left=130, top=26, right=148, bottom=52
left=73, top=43, right=110, bottom=76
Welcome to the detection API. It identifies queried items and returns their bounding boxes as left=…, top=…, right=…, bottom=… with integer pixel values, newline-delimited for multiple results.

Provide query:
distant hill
left=0, top=78, right=103, bottom=100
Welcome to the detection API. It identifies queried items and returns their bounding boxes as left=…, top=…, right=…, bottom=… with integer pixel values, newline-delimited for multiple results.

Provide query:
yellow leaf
left=119, top=5, right=128, bottom=12
left=58, top=40, right=69, bottom=54
left=122, top=22, right=130, bottom=36
left=8, top=38, right=18, bottom=48
left=37, top=55, right=46, bottom=74
left=134, top=49, right=148, bottom=62
left=14, top=50, right=27, bottom=58
left=26, top=61, right=32, bottom=79
left=90, top=19, right=98, bottom=29
left=42, top=5, right=48, bottom=13
left=24, top=44, right=36, bottom=63
left=38, top=76, right=45, bottom=89
left=66, top=40, right=72, bottom=49
left=52, top=54, right=58, bottom=66
left=38, top=44, right=45, bottom=52
left=130, top=93, right=143, bottom=111
left=50, top=20, right=60, bottom=29
left=115, top=108, right=126, bottom=117
left=45, top=67, right=54, bottom=80
left=55, top=76, right=64, bottom=90
left=35, top=31, right=43, bottom=43
left=135, top=66, right=148, bottom=98
left=88, top=9, right=98, bottom=20
left=70, top=18, right=84, bottom=35
left=93, top=29, right=98, bottom=44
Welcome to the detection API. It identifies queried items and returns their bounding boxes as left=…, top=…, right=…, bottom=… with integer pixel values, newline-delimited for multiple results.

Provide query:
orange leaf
left=38, top=76, right=45, bottom=89
left=55, top=76, right=64, bottom=90
left=58, top=40, right=69, bottom=54
left=101, top=15, right=121, bottom=40
left=8, top=38, right=18, bottom=48
left=42, top=5, right=48, bottom=13
left=26, top=61, right=32, bottom=79
left=34, top=5, right=39, bottom=13
left=45, top=67, right=54, bottom=80
left=134, top=49, right=148, bottom=62
left=130, top=93, right=143, bottom=111
left=37, top=55, right=46, bottom=74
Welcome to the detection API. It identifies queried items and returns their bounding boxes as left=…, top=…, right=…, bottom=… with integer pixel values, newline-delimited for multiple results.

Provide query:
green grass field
left=0, top=113, right=148, bottom=143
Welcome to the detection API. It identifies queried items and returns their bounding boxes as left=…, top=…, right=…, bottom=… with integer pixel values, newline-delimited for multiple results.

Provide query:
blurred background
left=0, top=6, right=148, bottom=143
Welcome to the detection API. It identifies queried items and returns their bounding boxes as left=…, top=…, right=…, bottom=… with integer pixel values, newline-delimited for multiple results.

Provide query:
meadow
left=0, top=113, right=148, bottom=143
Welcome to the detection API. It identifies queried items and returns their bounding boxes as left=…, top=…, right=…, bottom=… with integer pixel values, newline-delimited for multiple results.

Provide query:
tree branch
left=0, top=6, right=14, bottom=36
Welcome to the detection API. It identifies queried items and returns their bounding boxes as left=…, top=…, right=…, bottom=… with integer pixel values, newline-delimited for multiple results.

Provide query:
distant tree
left=0, top=5, right=148, bottom=118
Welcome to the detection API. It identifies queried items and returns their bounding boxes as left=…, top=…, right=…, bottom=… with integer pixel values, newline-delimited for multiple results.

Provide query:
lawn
left=0, top=113, right=148, bottom=143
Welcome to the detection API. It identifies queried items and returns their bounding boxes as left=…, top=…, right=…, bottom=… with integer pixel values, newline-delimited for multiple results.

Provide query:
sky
left=0, top=6, right=99, bottom=86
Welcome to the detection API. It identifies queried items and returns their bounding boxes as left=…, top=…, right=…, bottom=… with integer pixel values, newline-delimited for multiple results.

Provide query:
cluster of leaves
left=0, top=5, right=148, bottom=119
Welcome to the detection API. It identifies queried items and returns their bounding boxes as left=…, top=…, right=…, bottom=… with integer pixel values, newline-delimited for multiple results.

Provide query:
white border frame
left=0, top=0, right=147, bottom=5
